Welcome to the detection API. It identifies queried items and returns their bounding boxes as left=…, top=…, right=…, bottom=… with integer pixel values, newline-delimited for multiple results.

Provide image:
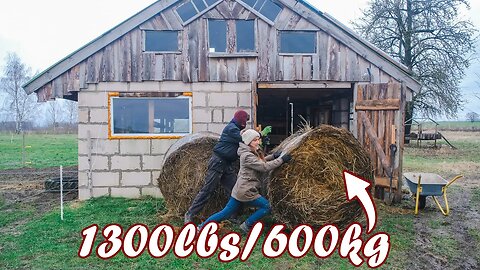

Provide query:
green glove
left=261, top=126, right=272, bottom=137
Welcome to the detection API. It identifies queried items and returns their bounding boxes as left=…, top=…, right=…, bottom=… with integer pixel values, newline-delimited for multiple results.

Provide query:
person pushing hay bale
left=157, top=132, right=235, bottom=219
left=268, top=125, right=374, bottom=231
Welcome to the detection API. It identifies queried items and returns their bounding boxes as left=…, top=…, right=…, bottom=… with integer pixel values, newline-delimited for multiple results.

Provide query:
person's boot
left=239, top=222, right=251, bottom=234
left=184, top=212, right=193, bottom=224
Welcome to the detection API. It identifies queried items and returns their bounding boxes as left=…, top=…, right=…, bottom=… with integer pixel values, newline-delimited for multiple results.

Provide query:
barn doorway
left=256, top=86, right=354, bottom=149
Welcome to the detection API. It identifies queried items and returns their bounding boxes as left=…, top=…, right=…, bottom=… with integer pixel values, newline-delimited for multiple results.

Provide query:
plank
left=355, top=99, right=401, bottom=110
left=283, top=57, right=295, bottom=81
left=154, top=54, right=164, bottom=81
left=302, top=56, right=312, bottom=80
left=198, top=19, right=208, bottom=81
left=359, top=111, right=391, bottom=175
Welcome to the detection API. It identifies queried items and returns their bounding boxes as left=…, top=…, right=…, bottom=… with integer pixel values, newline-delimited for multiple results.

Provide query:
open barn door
left=355, top=82, right=406, bottom=202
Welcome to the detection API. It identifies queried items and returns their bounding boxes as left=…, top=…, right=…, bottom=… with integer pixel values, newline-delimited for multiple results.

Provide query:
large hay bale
left=157, top=132, right=232, bottom=219
left=268, top=125, right=374, bottom=230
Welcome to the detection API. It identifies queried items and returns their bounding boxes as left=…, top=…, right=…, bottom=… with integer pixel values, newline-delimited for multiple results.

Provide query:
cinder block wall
left=78, top=81, right=252, bottom=200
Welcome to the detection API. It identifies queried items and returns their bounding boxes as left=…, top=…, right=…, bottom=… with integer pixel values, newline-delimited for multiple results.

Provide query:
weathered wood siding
left=37, top=0, right=402, bottom=101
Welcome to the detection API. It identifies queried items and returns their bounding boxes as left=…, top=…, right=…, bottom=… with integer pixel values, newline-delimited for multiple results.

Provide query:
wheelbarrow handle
left=445, top=175, right=463, bottom=188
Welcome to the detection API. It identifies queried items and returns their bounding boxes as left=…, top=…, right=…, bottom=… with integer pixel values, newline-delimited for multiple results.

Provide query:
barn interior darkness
left=256, top=87, right=353, bottom=148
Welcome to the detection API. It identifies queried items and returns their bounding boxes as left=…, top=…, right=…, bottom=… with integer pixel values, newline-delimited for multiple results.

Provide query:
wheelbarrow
left=403, top=172, right=463, bottom=216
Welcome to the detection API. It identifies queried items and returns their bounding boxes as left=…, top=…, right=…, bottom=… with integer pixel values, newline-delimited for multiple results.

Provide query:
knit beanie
left=233, top=110, right=249, bottom=128
left=241, top=129, right=260, bottom=146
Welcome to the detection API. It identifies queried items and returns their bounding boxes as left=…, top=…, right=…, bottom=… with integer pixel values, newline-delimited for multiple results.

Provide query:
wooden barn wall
left=37, top=0, right=402, bottom=101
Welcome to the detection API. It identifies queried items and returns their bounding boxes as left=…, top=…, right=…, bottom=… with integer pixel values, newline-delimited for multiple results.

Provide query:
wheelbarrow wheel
left=418, top=195, right=427, bottom=209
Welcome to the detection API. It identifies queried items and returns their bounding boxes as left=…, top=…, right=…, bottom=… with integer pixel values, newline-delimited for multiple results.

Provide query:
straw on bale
left=268, top=125, right=374, bottom=231
left=157, top=132, right=233, bottom=218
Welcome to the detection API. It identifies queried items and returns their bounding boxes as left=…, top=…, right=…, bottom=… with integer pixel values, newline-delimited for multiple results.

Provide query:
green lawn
left=0, top=196, right=414, bottom=270
left=0, top=133, right=77, bottom=170
left=403, top=131, right=480, bottom=177
left=412, top=121, right=480, bottom=131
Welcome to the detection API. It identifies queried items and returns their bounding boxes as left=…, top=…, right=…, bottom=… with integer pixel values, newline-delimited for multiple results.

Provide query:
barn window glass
left=176, top=0, right=218, bottom=23
left=241, top=0, right=282, bottom=22
left=208, top=20, right=227, bottom=52
left=236, top=20, right=255, bottom=52
left=280, top=31, right=316, bottom=54
left=144, top=31, right=179, bottom=52
left=110, top=94, right=192, bottom=138
left=176, top=1, right=198, bottom=22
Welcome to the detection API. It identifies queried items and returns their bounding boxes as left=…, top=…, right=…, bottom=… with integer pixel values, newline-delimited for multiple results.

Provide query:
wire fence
left=0, top=166, right=78, bottom=217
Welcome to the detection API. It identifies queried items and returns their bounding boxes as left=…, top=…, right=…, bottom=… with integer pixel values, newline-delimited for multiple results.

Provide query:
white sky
left=0, top=0, right=478, bottom=119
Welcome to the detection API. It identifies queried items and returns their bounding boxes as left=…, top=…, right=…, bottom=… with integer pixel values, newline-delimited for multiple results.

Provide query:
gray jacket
left=231, top=143, right=284, bottom=202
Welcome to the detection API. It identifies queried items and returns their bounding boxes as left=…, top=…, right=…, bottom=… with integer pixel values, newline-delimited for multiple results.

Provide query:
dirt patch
left=405, top=176, right=480, bottom=269
left=0, top=167, right=78, bottom=235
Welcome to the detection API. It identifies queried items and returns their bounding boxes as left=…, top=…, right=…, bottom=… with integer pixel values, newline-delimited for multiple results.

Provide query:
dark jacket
left=231, top=143, right=284, bottom=202
left=213, top=120, right=243, bottom=162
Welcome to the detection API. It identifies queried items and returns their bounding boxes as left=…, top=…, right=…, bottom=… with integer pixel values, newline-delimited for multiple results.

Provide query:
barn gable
left=24, top=0, right=420, bottom=102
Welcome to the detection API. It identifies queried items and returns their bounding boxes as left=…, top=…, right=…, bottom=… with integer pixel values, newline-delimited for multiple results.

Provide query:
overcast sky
left=0, top=0, right=478, bottom=120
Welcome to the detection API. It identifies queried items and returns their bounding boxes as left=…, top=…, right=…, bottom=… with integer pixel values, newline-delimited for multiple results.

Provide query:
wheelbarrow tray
left=403, top=172, right=463, bottom=216
left=404, top=172, right=447, bottom=196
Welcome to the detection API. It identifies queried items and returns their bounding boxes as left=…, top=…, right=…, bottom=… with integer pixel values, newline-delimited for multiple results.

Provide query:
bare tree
left=0, top=52, right=37, bottom=133
left=466, top=112, right=479, bottom=122
left=47, top=100, right=63, bottom=133
left=65, top=99, right=78, bottom=124
left=353, top=0, right=478, bottom=117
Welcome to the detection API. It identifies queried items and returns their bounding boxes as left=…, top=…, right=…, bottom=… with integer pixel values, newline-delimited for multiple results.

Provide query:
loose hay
left=157, top=132, right=231, bottom=219
left=268, top=125, right=374, bottom=231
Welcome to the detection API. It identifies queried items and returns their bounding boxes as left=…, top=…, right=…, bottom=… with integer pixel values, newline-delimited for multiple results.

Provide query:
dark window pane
left=145, top=31, right=178, bottom=52
left=112, top=98, right=190, bottom=134
left=208, top=20, right=227, bottom=53
left=280, top=31, right=316, bottom=53
left=242, top=0, right=256, bottom=8
left=236, top=20, right=255, bottom=52
left=259, top=0, right=282, bottom=22
left=113, top=99, right=149, bottom=134
left=192, top=0, right=207, bottom=11
left=253, top=0, right=266, bottom=11
left=176, top=1, right=197, bottom=22
left=205, top=0, right=218, bottom=5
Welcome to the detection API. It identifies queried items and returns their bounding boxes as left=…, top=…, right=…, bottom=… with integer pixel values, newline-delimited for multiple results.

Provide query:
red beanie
left=233, top=110, right=249, bottom=128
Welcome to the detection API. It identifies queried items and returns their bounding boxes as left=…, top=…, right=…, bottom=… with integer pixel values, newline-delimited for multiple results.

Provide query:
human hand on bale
left=273, top=151, right=282, bottom=159
left=281, top=153, right=292, bottom=163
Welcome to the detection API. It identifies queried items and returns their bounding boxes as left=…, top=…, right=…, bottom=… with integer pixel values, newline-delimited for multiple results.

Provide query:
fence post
left=60, top=165, right=64, bottom=221
left=22, top=132, right=25, bottom=167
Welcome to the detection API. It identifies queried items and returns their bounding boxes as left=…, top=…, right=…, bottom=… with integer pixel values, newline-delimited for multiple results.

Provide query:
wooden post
left=22, top=132, right=25, bottom=167
left=87, top=130, right=93, bottom=198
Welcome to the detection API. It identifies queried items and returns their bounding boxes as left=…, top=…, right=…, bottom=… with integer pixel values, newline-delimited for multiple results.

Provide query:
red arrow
left=343, top=170, right=377, bottom=234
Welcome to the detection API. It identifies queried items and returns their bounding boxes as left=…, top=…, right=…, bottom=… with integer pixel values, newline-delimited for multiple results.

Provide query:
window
left=109, top=93, right=192, bottom=138
left=208, top=19, right=256, bottom=54
left=236, top=20, right=255, bottom=52
left=208, top=20, right=227, bottom=53
left=176, top=1, right=198, bottom=22
left=240, top=0, right=282, bottom=23
left=144, top=31, right=179, bottom=52
left=175, top=0, right=219, bottom=23
left=279, top=31, right=316, bottom=54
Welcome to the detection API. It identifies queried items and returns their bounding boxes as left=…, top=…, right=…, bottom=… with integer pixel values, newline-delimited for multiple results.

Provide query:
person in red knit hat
left=184, top=109, right=250, bottom=223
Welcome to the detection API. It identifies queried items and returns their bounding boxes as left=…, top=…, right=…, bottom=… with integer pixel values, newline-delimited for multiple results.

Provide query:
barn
left=23, top=0, right=421, bottom=200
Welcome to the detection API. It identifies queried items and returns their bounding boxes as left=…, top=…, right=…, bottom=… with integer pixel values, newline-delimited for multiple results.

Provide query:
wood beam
left=355, top=99, right=401, bottom=111
left=257, top=82, right=352, bottom=89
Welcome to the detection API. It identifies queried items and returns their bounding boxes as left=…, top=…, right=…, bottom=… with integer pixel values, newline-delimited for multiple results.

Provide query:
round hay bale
left=157, top=132, right=232, bottom=219
left=268, top=125, right=374, bottom=231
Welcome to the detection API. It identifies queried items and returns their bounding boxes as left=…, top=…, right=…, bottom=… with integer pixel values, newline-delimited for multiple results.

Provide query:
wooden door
left=355, top=82, right=406, bottom=200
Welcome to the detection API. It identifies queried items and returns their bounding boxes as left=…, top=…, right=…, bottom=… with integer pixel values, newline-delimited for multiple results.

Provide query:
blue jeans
left=200, top=196, right=271, bottom=228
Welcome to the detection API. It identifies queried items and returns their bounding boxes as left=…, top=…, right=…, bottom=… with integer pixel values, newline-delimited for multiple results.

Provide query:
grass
left=403, top=131, right=480, bottom=177
left=0, top=133, right=77, bottom=170
left=413, top=121, right=480, bottom=131
left=0, top=196, right=415, bottom=270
